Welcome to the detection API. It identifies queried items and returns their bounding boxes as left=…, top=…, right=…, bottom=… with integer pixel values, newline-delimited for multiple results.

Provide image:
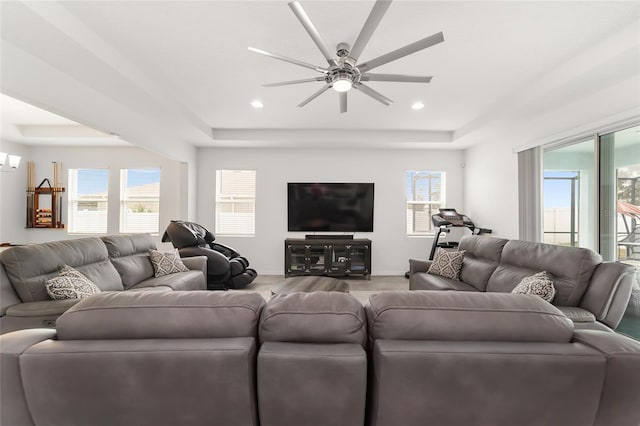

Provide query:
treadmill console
left=433, top=208, right=472, bottom=227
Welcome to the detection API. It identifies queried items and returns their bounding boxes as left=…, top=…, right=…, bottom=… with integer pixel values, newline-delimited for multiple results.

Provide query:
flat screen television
left=287, top=183, right=374, bottom=232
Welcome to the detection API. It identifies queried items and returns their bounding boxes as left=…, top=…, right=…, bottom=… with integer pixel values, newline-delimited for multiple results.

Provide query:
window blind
left=67, top=169, right=109, bottom=234
left=215, top=170, right=256, bottom=236
left=406, top=171, right=445, bottom=235
left=120, top=169, right=161, bottom=233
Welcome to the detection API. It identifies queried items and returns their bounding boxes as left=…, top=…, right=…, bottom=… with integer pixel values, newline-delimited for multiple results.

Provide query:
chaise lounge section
left=409, top=235, right=636, bottom=330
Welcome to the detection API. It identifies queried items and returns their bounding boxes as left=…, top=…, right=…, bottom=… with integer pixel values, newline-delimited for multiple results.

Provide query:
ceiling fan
left=248, top=0, right=444, bottom=113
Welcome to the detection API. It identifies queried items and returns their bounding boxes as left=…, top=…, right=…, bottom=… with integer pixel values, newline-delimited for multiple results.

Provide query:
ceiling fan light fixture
left=251, top=100, right=264, bottom=108
left=333, top=78, right=352, bottom=92
left=412, top=101, right=425, bottom=110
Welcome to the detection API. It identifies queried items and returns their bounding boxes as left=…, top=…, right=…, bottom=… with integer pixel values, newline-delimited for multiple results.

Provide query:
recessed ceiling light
left=412, top=102, right=425, bottom=110
left=251, top=100, right=264, bottom=109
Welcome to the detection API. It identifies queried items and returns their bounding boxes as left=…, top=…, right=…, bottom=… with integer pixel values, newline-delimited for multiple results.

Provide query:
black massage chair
left=162, top=220, right=257, bottom=290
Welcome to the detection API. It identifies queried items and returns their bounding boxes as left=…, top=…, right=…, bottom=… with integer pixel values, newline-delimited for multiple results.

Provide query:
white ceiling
left=1, top=94, right=130, bottom=146
left=1, top=0, right=639, bottom=151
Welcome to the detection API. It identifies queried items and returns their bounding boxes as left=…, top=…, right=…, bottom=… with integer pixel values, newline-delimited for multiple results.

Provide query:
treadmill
left=428, top=208, right=492, bottom=260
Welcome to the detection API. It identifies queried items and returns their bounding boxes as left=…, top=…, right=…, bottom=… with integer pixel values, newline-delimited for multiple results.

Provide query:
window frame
left=405, top=170, right=446, bottom=236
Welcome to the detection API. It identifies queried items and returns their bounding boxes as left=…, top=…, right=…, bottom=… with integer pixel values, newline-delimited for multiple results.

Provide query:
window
left=120, top=169, right=160, bottom=233
left=215, top=170, right=256, bottom=236
left=406, top=171, right=445, bottom=235
left=68, top=169, right=109, bottom=234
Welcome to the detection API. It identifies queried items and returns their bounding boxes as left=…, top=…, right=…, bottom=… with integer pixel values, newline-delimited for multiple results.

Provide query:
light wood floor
left=233, top=275, right=409, bottom=304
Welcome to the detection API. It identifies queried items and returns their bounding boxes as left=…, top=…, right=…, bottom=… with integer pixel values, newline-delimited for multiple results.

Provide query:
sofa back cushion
left=487, top=240, right=602, bottom=306
left=101, top=234, right=156, bottom=289
left=56, top=291, right=265, bottom=340
left=458, top=236, right=508, bottom=291
left=259, top=292, right=367, bottom=347
left=366, top=291, right=574, bottom=344
left=0, top=238, right=123, bottom=302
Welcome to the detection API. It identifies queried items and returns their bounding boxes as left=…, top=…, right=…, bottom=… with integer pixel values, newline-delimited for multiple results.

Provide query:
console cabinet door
left=328, top=244, right=349, bottom=275
left=348, top=244, right=370, bottom=276
left=285, top=243, right=328, bottom=276
left=285, top=243, right=307, bottom=275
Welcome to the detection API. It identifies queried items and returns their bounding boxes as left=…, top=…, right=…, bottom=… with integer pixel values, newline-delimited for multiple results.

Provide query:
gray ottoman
left=271, top=276, right=350, bottom=296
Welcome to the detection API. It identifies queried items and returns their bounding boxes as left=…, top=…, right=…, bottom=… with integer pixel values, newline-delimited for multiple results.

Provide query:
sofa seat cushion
left=259, top=292, right=367, bottom=347
left=6, top=299, right=79, bottom=317
left=573, top=321, right=613, bottom=332
left=410, top=273, right=479, bottom=292
left=130, top=270, right=206, bottom=291
left=126, top=285, right=173, bottom=293
left=366, top=291, right=574, bottom=344
left=56, top=291, right=266, bottom=340
left=556, top=306, right=596, bottom=323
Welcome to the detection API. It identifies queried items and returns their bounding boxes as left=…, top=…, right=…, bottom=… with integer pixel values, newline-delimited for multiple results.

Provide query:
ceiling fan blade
left=288, top=2, right=339, bottom=67
left=358, top=32, right=444, bottom=73
left=360, top=73, right=432, bottom=83
left=348, top=0, right=392, bottom=63
left=340, top=92, right=347, bottom=114
left=355, top=83, right=393, bottom=106
left=263, top=77, right=327, bottom=87
left=248, top=47, right=327, bottom=73
left=298, top=84, right=332, bottom=107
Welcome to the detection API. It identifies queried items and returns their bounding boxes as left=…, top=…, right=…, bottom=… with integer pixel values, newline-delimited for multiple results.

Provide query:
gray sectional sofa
left=409, top=235, right=636, bottom=330
left=2, top=290, right=639, bottom=426
left=0, top=234, right=206, bottom=334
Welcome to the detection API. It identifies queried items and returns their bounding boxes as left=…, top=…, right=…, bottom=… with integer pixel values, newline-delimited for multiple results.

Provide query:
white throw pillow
left=427, top=249, right=465, bottom=281
left=46, top=265, right=101, bottom=300
left=149, top=248, right=190, bottom=277
left=511, top=271, right=556, bottom=303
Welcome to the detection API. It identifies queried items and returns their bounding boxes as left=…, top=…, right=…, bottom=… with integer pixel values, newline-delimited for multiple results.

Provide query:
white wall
left=0, top=140, right=30, bottom=244
left=464, top=75, right=640, bottom=241
left=0, top=143, right=186, bottom=248
left=196, top=148, right=465, bottom=275
left=463, top=140, right=520, bottom=238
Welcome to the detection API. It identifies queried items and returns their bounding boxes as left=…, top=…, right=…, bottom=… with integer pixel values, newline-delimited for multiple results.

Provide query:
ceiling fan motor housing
left=336, top=42, right=350, bottom=58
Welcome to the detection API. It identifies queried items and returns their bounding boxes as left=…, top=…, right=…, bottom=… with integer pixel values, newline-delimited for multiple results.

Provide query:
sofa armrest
left=409, top=258, right=432, bottom=275
left=1, top=328, right=57, bottom=426
left=1, top=264, right=21, bottom=316
left=579, top=262, right=635, bottom=329
left=181, top=255, right=207, bottom=279
left=572, top=330, right=640, bottom=426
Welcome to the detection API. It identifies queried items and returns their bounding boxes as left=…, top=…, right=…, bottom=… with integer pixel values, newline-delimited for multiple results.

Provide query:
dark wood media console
left=284, top=238, right=371, bottom=278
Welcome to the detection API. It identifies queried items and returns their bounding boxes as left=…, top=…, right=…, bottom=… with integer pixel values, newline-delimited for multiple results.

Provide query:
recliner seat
left=162, top=220, right=257, bottom=290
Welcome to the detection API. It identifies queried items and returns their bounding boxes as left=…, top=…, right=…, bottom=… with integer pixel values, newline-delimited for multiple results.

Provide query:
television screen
left=288, top=183, right=374, bottom=232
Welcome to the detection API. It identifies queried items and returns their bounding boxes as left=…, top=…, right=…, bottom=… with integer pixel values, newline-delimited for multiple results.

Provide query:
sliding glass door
left=543, top=139, right=596, bottom=250
left=599, top=125, right=640, bottom=263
